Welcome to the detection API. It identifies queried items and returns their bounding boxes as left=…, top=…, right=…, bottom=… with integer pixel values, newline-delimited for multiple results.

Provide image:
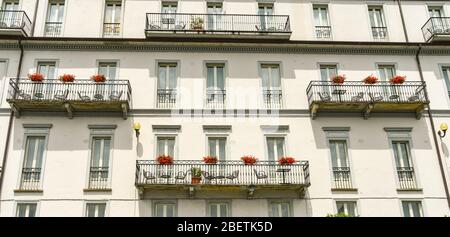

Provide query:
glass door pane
left=442, top=67, right=450, bottom=95
left=207, top=3, right=223, bottom=30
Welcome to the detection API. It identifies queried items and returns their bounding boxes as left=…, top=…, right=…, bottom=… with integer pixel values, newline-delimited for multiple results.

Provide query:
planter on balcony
left=156, top=155, right=173, bottom=165
left=390, top=75, right=406, bottom=84
left=91, top=74, right=106, bottom=83
left=28, top=73, right=44, bottom=82
left=331, top=75, right=346, bottom=84
left=363, top=75, right=378, bottom=84
left=241, top=155, right=258, bottom=165
left=59, top=74, right=75, bottom=83
left=191, top=167, right=202, bottom=184
left=203, top=156, right=217, bottom=164
left=278, top=157, right=296, bottom=165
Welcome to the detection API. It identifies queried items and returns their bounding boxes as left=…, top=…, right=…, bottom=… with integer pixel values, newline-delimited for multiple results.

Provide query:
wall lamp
left=438, top=123, right=448, bottom=138
left=134, top=122, right=141, bottom=138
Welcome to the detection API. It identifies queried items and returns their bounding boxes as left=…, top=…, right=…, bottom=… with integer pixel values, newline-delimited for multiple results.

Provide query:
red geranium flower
left=59, top=74, right=75, bottom=82
left=390, top=75, right=406, bottom=84
left=28, top=73, right=44, bottom=82
left=156, top=155, right=173, bottom=165
left=241, top=155, right=258, bottom=165
left=331, top=75, right=346, bottom=84
left=278, top=157, right=296, bottom=165
left=91, top=74, right=106, bottom=82
left=203, top=156, right=218, bottom=164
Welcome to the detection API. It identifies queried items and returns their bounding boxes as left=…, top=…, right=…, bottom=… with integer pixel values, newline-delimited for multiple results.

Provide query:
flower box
left=203, top=156, right=218, bottom=164
left=390, top=75, right=406, bottom=84
left=59, top=74, right=75, bottom=82
left=91, top=74, right=106, bottom=83
left=156, top=155, right=173, bottom=165
left=331, top=75, right=346, bottom=84
left=28, top=73, right=44, bottom=82
left=278, top=157, right=296, bottom=165
left=241, top=155, right=258, bottom=165
left=363, top=75, right=378, bottom=84
left=191, top=167, right=202, bottom=184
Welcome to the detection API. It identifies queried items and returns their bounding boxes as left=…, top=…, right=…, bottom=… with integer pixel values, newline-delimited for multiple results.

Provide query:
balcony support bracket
left=363, top=104, right=374, bottom=120
left=121, top=103, right=128, bottom=120
left=247, top=185, right=255, bottom=200
left=137, top=187, right=144, bottom=199
left=310, top=104, right=318, bottom=120
left=64, top=103, right=73, bottom=119
left=11, top=103, right=20, bottom=118
left=298, top=186, right=306, bottom=198
left=415, top=105, right=425, bottom=120
left=187, top=186, right=195, bottom=199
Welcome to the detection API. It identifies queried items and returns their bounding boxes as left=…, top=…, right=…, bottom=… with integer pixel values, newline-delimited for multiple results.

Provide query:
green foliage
left=191, top=167, right=202, bottom=177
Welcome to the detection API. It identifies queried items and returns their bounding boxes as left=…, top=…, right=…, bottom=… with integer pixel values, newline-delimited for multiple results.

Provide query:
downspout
left=30, top=0, right=39, bottom=36
left=396, top=0, right=409, bottom=42
left=415, top=45, right=450, bottom=212
left=0, top=39, right=24, bottom=201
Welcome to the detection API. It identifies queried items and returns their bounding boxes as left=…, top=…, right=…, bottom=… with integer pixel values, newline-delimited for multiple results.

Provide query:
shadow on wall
left=441, top=140, right=449, bottom=158
left=309, top=117, right=433, bottom=150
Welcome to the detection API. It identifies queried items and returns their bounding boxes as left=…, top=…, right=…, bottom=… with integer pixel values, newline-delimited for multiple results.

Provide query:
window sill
left=331, top=188, right=358, bottom=192
left=14, top=189, right=43, bottom=193
left=397, top=188, right=423, bottom=193
left=83, top=188, right=112, bottom=193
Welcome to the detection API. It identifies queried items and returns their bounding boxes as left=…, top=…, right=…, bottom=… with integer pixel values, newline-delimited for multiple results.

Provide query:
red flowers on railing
left=203, top=156, right=218, bottom=164
left=331, top=75, right=346, bottom=84
left=156, top=155, right=173, bottom=165
left=241, top=155, right=258, bottom=165
left=390, top=75, right=406, bottom=84
left=59, top=74, right=75, bottom=82
left=28, top=73, right=44, bottom=82
left=91, top=74, right=106, bottom=83
left=363, top=75, right=378, bottom=84
left=278, top=157, right=296, bottom=165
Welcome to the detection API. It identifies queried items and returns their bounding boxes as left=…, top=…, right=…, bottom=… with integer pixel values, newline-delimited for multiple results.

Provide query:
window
left=266, top=137, right=285, bottom=161
left=103, top=1, right=121, bottom=37
left=206, top=64, right=225, bottom=90
left=392, top=141, right=417, bottom=190
left=20, top=136, right=46, bottom=190
left=269, top=201, right=291, bottom=217
left=1, top=0, right=19, bottom=28
left=208, top=137, right=226, bottom=161
left=329, top=140, right=352, bottom=189
left=402, top=201, right=423, bottom=217
left=161, top=2, right=177, bottom=30
left=86, top=203, right=107, bottom=217
left=261, top=64, right=280, bottom=89
left=336, top=201, right=358, bottom=217
left=313, top=5, right=331, bottom=39
left=368, top=6, right=387, bottom=39
left=45, top=0, right=65, bottom=37
left=208, top=202, right=229, bottom=217
left=98, top=62, right=117, bottom=80
left=157, top=137, right=175, bottom=158
left=0, top=61, right=6, bottom=103
left=2, top=0, right=19, bottom=10
left=207, top=3, right=223, bottom=30
left=16, top=203, right=37, bottom=217
left=377, top=65, right=395, bottom=81
left=442, top=67, right=450, bottom=96
left=392, top=141, right=412, bottom=168
left=319, top=64, right=337, bottom=81
left=154, top=202, right=176, bottom=217
left=428, top=6, right=443, bottom=18
left=258, top=3, right=273, bottom=30
left=158, top=63, right=177, bottom=90
left=88, top=137, right=111, bottom=189
left=37, top=61, right=56, bottom=79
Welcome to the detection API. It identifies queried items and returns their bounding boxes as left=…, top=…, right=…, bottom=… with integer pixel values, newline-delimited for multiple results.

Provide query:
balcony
left=145, top=13, right=291, bottom=40
left=7, top=78, right=131, bottom=119
left=86, top=167, right=110, bottom=191
left=135, top=160, right=310, bottom=199
left=157, top=89, right=176, bottom=108
left=263, top=89, right=283, bottom=109
left=422, top=17, right=450, bottom=42
left=397, top=167, right=420, bottom=191
left=371, top=26, right=388, bottom=40
left=306, top=81, right=428, bottom=119
left=332, top=167, right=355, bottom=191
left=315, top=26, right=332, bottom=39
left=16, top=168, right=42, bottom=192
left=0, top=10, right=32, bottom=36
left=44, top=22, right=62, bottom=37
left=103, top=23, right=120, bottom=37
left=206, top=89, right=225, bottom=109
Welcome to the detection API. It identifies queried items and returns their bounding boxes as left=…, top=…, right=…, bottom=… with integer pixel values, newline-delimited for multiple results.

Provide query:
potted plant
left=59, top=74, right=75, bottom=83
left=278, top=157, right=296, bottom=165
left=156, top=155, right=173, bottom=165
left=28, top=73, right=44, bottom=82
left=91, top=74, right=106, bottom=83
left=191, top=167, right=202, bottom=184
left=331, top=75, right=346, bottom=84
left=203, top=156, right=217, bottom=164
left=241, top=155, right=258, bottom=165
left=390, top=75, right=406, bottom=84
left=363, top=75, right=378, bottom=84
left=190, top=16, right=204, bottom=30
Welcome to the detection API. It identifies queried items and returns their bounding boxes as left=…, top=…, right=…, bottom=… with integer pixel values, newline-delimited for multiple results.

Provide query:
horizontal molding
left=260, top=125, right=289, bottom=133
left=88, top=124, right=117, bottom=129
left=152, top=125, right=181, bottom=132
left=384, top=127, right=413, bottom=132
left=22, top=124, right=52, bottom=128
left=203, top=125, right=232, bottom=131
left=322, top=127, right=351, bottom=132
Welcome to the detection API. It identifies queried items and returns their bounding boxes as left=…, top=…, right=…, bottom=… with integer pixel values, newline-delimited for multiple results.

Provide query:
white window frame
left=439, top=64, right=450, bottom=108
left=14, top=201, right=39, bottom=217
left=206, top=200, right=231, bottom=217
left=334, top=200, right=359, bottom=217
left=264, top=135, right=287, bottom=162
left=44, top=0, right=66, bottom=37
left=206, top=135, right=228, bottom=161
left=83, top=200, right=109, bottom=217
left=36, top=60, right=57, bottom=79
left=400, top=200, right=425, bottom=217
left=376, top=63, right=397, bottom=82
left=427, top=5, right=445, bottom=18
left=97, top=60, right=119, bottom=80
left=318, top=63, right=339, bottom=81
left=1, top=0, right=21, bottom=11
left=268, top=200, right=293, bottom=217
left=0, top=59, right=9, bottom=106
left=312, top=4, right=332, bottom=40
left=100, top=0, right=124, bottom=37
left=152, top=200, right=178, bottom=217
left=367, top=5, right=389, bottom=41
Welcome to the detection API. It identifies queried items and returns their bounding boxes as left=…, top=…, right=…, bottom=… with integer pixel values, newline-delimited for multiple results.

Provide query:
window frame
left=44, top=0, right=66, bottom=37
left=206, top=200, right=231, bottom=217
left=84, top=200, right=109, bottom=217
left=334, top=200, right=359, bottom=217
left=206, top=135, right=228, bottom=161
left=0, top=59, right=9, bottom=110
left=400, top=200, right=425, bottom=217
left=101, top=0, right=124, bottom=37
left=14, top=201, right=39, bottom=217
left=152, top=200, right=178, bottom=217
left=268, top=200, right=293, bottom=217
left=367, top=5, right=389, bottom=41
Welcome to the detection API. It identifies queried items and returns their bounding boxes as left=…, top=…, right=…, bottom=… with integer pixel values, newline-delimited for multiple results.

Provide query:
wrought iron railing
left=19, top=168, right=41, bottom=191
left=306, top=81, right=427, bottom=106
left=135, top=160, right=310, bottom=187
left=145, top=13, right=291, bottom=34
left=88, top=167, right=109, bottom=190
left=7, top=78, right=131, bottom=103
left=372, top=26, right=388, bottom=40
left=157, top=88, right=176, bottom=108
left=332, top=167, right=353, bottom=189
left=315, top=26, right=331, bottom=39
left=206, top=89, right=225, bottom=108
left=44, top=22, right=62, bottom=37
left=421, top=17, right=450, bottom=41
left=0, top=10, right=32, bottom=36
left=397, top=167, right=418, bottom=190
left=263, top=89, right=282, bottom=109
left=103, top=23, right=120, bottom=37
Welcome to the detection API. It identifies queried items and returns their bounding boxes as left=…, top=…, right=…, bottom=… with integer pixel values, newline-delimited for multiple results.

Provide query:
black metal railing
left=372, top=26, right=388, bottom=40
left=157, top=89, right=177, bottom=108
left=44, top=22, right=62, bottom=37
left=88, top=167, right=109, bottom=190
left=263, top=89, right=282, bottom=109
left=397, top=167, right=418, bottom=190
left=206, top=89, right=225, bottom=108
left=146, top=13, right=291, bottom=34
left=103, top=23, right=121, bottom=37
left=422, top=17, right=450, bottom=41
left=315, top=26, right=331, bottom=39
left=306, top=81, right=427, bottom=105
left=332, top=167, right=353, bottom=189
left=7, top=78, right=131, bottom=103
left=136, top=160, right=310, bottom=187
left=0, top=10, right=32, bottom=36
left=19, top=168, right=41, bottom=191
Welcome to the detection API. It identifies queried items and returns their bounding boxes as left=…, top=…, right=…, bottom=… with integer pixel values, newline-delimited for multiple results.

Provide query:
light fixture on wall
left=438, top=123, right=448, bottom=138
left=134, top=122, right=141, bottom=138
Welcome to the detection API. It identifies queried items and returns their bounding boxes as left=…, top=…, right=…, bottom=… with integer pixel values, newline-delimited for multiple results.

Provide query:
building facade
left=0, top=0, right=450, bottom=217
